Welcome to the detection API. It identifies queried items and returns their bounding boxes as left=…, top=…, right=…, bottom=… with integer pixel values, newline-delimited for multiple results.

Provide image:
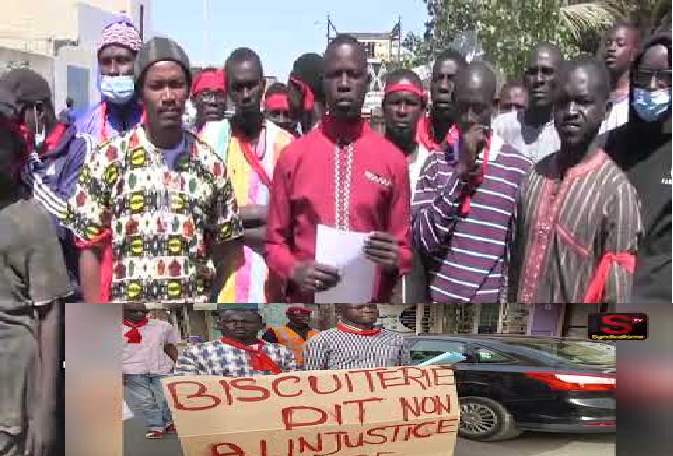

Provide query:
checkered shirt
left=174, top=340, right=298, bottom=376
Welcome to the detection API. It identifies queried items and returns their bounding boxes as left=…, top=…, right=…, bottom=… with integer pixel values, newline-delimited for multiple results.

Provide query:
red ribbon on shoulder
left=336, top=323, right=382, bottom=337
left=583, top=252, right=636, bottom=303
left=40, top=122, right=68, bottom=156
left=289, top=76, right=315, bottom=111
left=123, top=318, right=149, bottom=344
left=232, top=130, right=272, bottom=188
left=220, top=337, right=283, bottom=374
left=415, top=116, right=459, bottom=152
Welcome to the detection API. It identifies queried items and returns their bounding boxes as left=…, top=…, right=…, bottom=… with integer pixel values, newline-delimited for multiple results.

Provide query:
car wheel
left=459, top=396, right=523, bottom=441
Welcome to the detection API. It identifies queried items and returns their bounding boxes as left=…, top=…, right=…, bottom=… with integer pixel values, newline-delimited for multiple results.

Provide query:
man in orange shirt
left=262, top=306, right=319, bottom=366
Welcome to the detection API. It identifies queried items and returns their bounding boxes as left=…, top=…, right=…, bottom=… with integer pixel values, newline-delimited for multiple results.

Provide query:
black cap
left=134, top=37, right=192, bottom=87
left=0, top=68, right=52, bottom=104
left=290, top=53, right=325, bottom=102
left=0, top=86, right=18, bottom=121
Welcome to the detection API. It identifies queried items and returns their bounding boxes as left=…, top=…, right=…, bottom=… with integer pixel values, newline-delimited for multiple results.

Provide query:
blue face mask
left=100, top=74, right=135, bottom=105
left=632, top=88, right=672, bottom=122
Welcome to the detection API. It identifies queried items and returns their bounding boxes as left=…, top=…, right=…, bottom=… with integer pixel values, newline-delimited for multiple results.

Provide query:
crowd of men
left=0, top=17, right=670, bottom=307
left=122, top=303, right=406, bottom=439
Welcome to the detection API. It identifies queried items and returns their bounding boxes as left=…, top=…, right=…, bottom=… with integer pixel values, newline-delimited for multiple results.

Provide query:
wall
left=0, top=1, right=152, bottom=112
left=0, top=47, right=55, bottom=91
left=0, top=0, right=78, bottom=55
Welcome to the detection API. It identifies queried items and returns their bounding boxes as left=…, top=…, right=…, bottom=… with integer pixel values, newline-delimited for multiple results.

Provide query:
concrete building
left=0, top=0, right=152, bottom=112
left=145, top=303, right=613, bottom=342
left=337, top=31, right=404, bottom=118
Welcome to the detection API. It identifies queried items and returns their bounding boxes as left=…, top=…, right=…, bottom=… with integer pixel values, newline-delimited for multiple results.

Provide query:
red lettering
left=308, top=374, right=343, bottom=395
left=343, top=432, right=364, bottom=448
left=412, top=421, right=436, bottom=438
left=318, top=432, right=345, bottom=456
left=272, top=375, right=303, bottom=398
left=400, top=395, right=451, bottom=421
left=364, top=426, right=390, bottom=445
left=298, top=434, right=323, bottom=452
left=343, top=398, right=385, bottom=425
left=282, top=406, right=329, bottom=430
left=375, top=368, right=407, bottom=390
left=332, top=404, right=343, bottom=425
left=400, top=367, right=430, bottom=390
left=344, top=372, right=355, bottom=392
left=601, top=315, right=633, bottom=335
left=167, top=381, right=221, bottom=411
left=347, top=369, right=385, bottom=393
left=436, top=418, right=459, bottom=434
left=431, top=366, right=455, bottom=386
left=390, top=423, right=412, bottom=442
left=210, top=442, right=245, bottom=456
left=399, top=396, right=421, bottom=421
left=436, top=395, right=452, bottom=415
left=218, top=379, right=234, bottom=406
left=230, top=378, right=271, bottom=402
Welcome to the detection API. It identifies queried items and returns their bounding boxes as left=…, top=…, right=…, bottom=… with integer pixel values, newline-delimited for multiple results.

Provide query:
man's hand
left=364, top=232, right=399, bottom=272
left=290, top=261, right=341, bottom=293
left=25, top=409, right=56, bottom=456
left=239, top=204, right=268, bottom=228
left=456, top=124, right=488, bottom=183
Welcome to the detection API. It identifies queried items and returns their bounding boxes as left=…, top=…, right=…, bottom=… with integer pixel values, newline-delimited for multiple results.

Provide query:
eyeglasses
left=633, top=69, right=672, bottom=89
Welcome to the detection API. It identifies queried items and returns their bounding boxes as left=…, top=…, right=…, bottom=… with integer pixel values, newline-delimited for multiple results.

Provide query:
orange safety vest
left=271, top=326, right=320, bottom=365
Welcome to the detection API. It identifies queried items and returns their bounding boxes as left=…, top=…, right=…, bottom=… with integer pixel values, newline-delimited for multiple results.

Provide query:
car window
left=473, top=346, right=514, bottom=364
left=409, top=340, right=468, bottom=365
left=498, top=339, right=616, bottom=366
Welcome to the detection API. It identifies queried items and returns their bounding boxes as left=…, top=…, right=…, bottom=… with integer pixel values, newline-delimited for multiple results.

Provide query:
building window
left=477, top=303, right=501, bottom=334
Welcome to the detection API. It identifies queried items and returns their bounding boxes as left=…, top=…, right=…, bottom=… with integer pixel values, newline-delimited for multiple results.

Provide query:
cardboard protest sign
left=163, top=366, right=459, bottom=456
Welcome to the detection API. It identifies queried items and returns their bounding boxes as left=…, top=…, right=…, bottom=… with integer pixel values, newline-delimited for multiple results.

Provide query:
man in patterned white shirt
left=175, top=307, right=297, bottom=377
left=303, top=304, right=411, bottom=371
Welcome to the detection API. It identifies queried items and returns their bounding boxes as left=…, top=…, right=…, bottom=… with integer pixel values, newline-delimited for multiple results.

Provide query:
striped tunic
left=412, top=134, right=532, bottom=303
left=509, top=149, right=642, bottom=303
left=303, top=328, right=411, bottom=370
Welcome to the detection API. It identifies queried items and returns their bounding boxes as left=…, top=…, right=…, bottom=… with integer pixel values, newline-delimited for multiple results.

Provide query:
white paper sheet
left=314, top=224, right=376, bottom=303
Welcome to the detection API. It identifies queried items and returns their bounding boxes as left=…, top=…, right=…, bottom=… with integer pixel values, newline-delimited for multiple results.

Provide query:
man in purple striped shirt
left=412, top=62, right=532, bottom=303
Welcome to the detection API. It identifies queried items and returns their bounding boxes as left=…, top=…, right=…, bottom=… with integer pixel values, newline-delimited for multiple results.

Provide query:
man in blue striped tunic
left=303, top=304, right=410, bottom=371
left=412, top=61, right=533, bottom=303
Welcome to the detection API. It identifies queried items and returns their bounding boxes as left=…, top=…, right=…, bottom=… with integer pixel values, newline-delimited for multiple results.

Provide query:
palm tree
left=601, top=0, right=672, bottom=33
left=561, top=2, right=615, bottom=44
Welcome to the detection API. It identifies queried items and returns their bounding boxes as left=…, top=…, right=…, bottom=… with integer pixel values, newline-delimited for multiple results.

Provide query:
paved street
left=124, top=397, right=182, bottom=456
left=455, top=432, right=615, bottom=456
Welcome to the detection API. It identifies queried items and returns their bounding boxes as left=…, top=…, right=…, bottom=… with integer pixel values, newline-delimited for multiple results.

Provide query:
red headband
left=289, top=76, right=315, bottom=111
left=385, top=83, right=427, bottom=101
left=286, top=306, right=311, bottom=316
left=191, top=70, right=226, bottom=96
left=265, top=93, right=290, bottom=111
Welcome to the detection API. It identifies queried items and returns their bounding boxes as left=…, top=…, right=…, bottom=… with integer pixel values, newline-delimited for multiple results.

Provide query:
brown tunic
left=509, top=149, right=641, bottom=303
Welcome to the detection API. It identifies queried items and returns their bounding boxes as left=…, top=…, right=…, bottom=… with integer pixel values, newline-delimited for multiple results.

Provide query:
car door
left=408, top=338, right=477, bottom=396
left=458, top=343, right=526, bottom=402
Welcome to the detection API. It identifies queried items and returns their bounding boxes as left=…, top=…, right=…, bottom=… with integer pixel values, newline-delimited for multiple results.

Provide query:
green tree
left=600, top=0, right=671, bottom=33
left=404, top=0, right=619, bottom=78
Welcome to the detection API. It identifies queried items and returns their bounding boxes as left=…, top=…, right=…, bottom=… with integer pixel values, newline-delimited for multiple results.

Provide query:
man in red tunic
left=265, top=34, right=413, bottom=302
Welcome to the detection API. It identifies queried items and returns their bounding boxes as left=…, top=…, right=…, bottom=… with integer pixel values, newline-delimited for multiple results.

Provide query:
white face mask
left=33, top=106, right=45, bottom=148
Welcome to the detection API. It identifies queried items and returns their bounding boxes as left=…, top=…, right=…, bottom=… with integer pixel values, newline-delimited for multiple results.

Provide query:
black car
left=407, top=334, right=616, bottom=441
